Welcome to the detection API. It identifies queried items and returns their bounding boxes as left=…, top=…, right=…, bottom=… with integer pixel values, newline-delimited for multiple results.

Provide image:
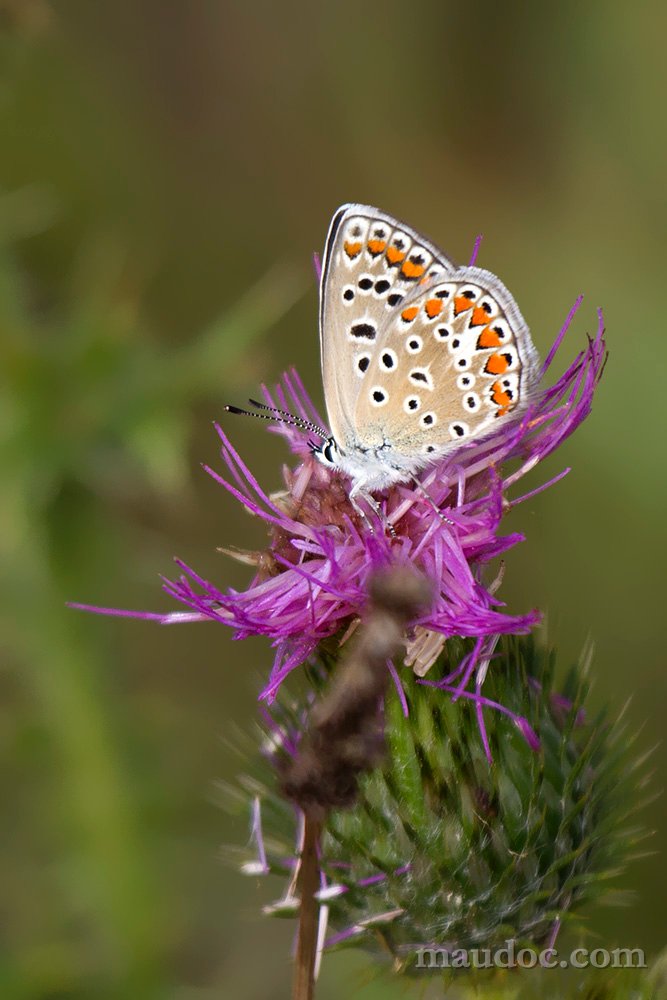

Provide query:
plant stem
left=292, top=815, right=322, bottom=1000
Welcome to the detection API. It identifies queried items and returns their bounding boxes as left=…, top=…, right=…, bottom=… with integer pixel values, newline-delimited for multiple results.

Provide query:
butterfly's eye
left=322, top=440, right=336, bottom=464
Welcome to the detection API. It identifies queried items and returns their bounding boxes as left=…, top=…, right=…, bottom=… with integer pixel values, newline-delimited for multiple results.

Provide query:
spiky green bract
left=223, top=635, right=649, bottom=975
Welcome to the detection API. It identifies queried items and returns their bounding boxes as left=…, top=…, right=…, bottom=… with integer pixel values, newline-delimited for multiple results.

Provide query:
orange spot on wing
left=424, top=298, right=443, bottom=319
left=471, top=306, right=489, bottom=327
left=344, top=241, right=362, bottom=258
left=491, top=381, right=513, bottom=410
left=401, top=306, right=419, bottom=322
left=401, top=259, right=426, bottom=279
left=485, top=353, right=510, bottom=375
left=367, top=239, right=386, bottom=255
left=476, top=326, right=502, bottom=349
left=453, top=295, right=474, bottom=315
left=386, top=246, right=406, bottom=265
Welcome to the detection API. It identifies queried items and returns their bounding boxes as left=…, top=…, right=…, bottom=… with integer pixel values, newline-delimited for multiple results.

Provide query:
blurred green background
left=1, top=2, right=665, bottom=998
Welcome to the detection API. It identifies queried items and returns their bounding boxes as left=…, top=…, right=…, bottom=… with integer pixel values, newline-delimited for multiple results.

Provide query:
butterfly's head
left=311, top=436, right=340, bottom=470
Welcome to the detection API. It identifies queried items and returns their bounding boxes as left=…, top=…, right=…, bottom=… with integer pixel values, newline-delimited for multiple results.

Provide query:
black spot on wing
left=350, top=323, right=376, bottom=340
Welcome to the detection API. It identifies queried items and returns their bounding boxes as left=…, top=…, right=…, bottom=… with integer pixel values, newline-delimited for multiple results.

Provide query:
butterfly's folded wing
left=319, top=204, right=456, bottom=449
left=351, top=268, right=541, bottom=459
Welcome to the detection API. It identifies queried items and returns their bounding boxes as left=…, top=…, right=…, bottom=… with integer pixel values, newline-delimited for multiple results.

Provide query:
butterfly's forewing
left=319, top=204, right=455, bottom=449
left=353, top=266, right=540, bottom=458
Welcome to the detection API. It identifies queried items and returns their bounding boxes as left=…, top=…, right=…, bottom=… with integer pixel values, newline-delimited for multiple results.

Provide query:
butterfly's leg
left=411, top=476, right=455, bottom=527
left=349, top=488, right=397, bottom=539
left=348, top=489, right=375, bottom=535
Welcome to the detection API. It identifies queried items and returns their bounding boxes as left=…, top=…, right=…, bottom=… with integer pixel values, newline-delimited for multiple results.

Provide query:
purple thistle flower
left=72, top=294, right=606, bottom=754
left=234, top=628, right=646, bottom=964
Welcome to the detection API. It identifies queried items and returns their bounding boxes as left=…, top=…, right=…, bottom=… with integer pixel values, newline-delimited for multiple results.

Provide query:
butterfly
left=227, top=205, right=541, bottom=522
left=310, top=204, right=540, bottom=509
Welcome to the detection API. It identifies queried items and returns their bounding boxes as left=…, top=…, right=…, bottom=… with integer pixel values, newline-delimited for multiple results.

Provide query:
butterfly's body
left=316, top=435, right=431, bottom=496
left=313, top=205, right=541, bottom=504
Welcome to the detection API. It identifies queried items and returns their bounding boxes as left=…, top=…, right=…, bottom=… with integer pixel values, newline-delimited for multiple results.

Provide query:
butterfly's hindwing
left=318, top=204, right=540, bottom=490
left=352, top=269, right=540, bottom=456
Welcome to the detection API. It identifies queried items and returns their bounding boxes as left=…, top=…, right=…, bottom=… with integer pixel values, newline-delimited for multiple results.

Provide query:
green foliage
left=0, top=188, right=304, bottom=997
left=0, top=188, right=305, bottom=505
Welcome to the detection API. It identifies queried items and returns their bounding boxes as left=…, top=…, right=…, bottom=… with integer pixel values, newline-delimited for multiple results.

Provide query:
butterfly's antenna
left=225, top=400, right=329, bottom=441
left=246, top=399, right=330, bottom=440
